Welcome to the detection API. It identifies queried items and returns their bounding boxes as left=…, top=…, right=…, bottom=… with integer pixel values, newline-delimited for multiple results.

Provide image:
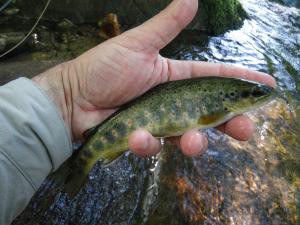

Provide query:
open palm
left=35, top=0, right=276, bottom=156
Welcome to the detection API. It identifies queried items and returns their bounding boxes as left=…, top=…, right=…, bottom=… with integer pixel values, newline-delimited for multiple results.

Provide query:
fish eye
left=252, top=88, right=266, bottom=97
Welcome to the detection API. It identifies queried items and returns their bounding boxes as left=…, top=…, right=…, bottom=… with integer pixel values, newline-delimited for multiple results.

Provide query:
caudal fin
left=63, top=167, right=88, bottom=198
left=48, top=154, right=87, bottom=198
left=48, top=157, right=73, bottom=187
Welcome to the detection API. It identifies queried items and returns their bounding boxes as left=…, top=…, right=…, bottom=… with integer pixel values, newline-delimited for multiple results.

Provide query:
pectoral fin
left=198, top=113, right=226, bottom=125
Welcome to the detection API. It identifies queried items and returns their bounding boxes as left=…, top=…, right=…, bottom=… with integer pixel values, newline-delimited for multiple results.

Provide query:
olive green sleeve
left=0, top=78, right=72, bottom=225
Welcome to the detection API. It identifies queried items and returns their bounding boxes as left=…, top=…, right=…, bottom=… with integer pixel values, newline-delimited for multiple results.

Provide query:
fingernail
left=188, top=132, right=205, bottom=155
left=140, top=137, right=149, bottom=150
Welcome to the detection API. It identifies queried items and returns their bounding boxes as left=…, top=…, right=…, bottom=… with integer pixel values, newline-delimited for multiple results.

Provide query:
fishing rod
left=0, top=0, right=13, bottom=13
left=0, top=0, right=52, bottom=58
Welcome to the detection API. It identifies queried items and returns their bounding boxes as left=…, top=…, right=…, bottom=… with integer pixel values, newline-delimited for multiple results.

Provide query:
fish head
left=224, top=81, right=275, bottom=114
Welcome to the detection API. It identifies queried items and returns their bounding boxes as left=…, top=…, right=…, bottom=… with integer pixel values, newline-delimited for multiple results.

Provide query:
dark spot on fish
left=219, top=91, right=224, bottom=96
left=241, top=90, right=250, bottom=98
left=225, top=93, right=230, bottom=99
left=224, top=107, right=228, bottom=111
left=153, top=110, right=163, bottom=121
left=82, top=149, right=93, bottom=158
left=93, top=141, right=103, bottom=151
left=230, top=92, right=235, bottom=97
left=104, top=131, right=116, bottom=143
left=136, top=116, right=148, bottom=127
left=114, top=122, right=127, bottom=136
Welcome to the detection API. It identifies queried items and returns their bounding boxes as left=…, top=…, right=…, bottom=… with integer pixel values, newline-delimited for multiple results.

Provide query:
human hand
left=33, top=0, right=276, bottom=157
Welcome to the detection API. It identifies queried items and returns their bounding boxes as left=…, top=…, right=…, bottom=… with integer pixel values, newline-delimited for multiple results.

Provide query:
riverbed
left=2, top=0, right=299, bottom=224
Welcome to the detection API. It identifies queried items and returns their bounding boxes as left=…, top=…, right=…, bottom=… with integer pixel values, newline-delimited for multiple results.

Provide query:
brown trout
left=52, top=76, right=275, bottom=197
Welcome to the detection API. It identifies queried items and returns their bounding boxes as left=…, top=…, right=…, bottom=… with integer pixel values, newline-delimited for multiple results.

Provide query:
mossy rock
left=13, top=0, right=247, bottom=35
left=199, top=0, right=247, bottom=35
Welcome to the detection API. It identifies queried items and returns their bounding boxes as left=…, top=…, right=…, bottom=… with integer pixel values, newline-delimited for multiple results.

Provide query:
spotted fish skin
left=59, top=76, right=275, bottom=196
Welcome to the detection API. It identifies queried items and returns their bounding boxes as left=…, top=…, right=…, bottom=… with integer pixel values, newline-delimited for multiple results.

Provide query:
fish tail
left=48, top=153, right=86, bottom=198
left=48, top=160, right=70, bottom=188
left=63, top=167, right=88, bottom=198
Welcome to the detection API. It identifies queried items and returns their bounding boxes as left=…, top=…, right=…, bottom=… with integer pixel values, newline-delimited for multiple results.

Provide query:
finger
left=125, top=0, right=198, bottom=51
left=75, top=108, right=117, bottom=140
left=180, top=129, right=208, bottom=157
left=166, top=60, right=276, bottom=87
left=128, top=129, right=161, bottom=157
left=217, top=115, right=255, bottom=141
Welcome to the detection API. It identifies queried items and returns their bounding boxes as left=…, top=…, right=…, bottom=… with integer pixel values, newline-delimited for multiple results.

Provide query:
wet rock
left=56, top=19, right=75, bottom=32
left=0, top=32, right=25, bottom=54
left=0, top=59, right=63, bottom=85
left=11, top=101, right=300, bottom=225
left=140, top=101, right=299, bottom=225
left=0, top=37, right=5, bottom=52
left=270, top=0, right=300, bottom=8
left=200, top=0, right=247, bottom=34
left=4, top=1, right=299, bottom=224
left=14, top=0, right=247, bottom=35
left=3, top=7, right=20, bottom=16
left=12, top=153, right=153, bottom=225
left=98, top=13, right=121, bottom=39
left=0, top=23, right=100, bottom=61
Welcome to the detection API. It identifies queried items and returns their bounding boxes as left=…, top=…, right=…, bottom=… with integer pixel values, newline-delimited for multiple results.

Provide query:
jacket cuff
left=0, top=77, right=72, bottom=189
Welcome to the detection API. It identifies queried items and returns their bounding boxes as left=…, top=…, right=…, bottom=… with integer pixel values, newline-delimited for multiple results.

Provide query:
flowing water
left=11, top=0, right=300, bottom=224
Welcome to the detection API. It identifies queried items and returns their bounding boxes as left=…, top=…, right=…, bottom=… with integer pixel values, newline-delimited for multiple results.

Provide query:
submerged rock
left=56, top=19, right=75, bottom=32
left=270, top=0, right=300, bottom=8
left=3, top=0, right=299, bottom=224
left=0, top=59, right=62, bottom=85
left=2, top=7, right=20, bottom=16
left=11, top=99, right=299, bottom=225
left=141, top=101, right=299, bottom=225
left=13, top=153, right=153, bottom=225
left=14, top=0, right=247, bottom=35
left=0, top=32, right=25, bottom=53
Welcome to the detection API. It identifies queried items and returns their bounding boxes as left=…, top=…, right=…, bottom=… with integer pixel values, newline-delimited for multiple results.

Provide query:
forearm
left=32, top=61, right=74, bottom=136
left=0, top=78, right=72, bottom=224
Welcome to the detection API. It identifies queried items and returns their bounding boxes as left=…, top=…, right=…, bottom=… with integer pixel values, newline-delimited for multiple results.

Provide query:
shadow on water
left=10, top=0, right=300, bottom=224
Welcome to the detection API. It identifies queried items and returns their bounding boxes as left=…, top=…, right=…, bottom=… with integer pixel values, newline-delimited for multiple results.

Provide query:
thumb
left=126, top=0, right=198, bottom=51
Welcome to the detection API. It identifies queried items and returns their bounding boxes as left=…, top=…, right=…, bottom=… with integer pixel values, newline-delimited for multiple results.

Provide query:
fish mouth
left=237, top=92, right=276, bottom=115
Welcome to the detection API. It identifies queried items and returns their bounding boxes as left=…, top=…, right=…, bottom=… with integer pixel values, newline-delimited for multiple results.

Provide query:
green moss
left=264, top=54, right=276, bottom=75
left=200, top=0, right=248, bottom=35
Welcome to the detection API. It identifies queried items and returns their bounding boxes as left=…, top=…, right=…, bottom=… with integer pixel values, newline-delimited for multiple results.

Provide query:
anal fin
left=198, top=113, right=225, bottom=125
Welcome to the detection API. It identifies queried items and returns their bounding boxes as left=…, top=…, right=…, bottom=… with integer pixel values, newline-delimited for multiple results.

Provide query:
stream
left=6, top=0, right=300, bottom=224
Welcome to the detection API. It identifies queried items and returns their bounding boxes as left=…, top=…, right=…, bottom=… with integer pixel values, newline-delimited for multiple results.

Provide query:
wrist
left=32, top=61, right=74, bottom=139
